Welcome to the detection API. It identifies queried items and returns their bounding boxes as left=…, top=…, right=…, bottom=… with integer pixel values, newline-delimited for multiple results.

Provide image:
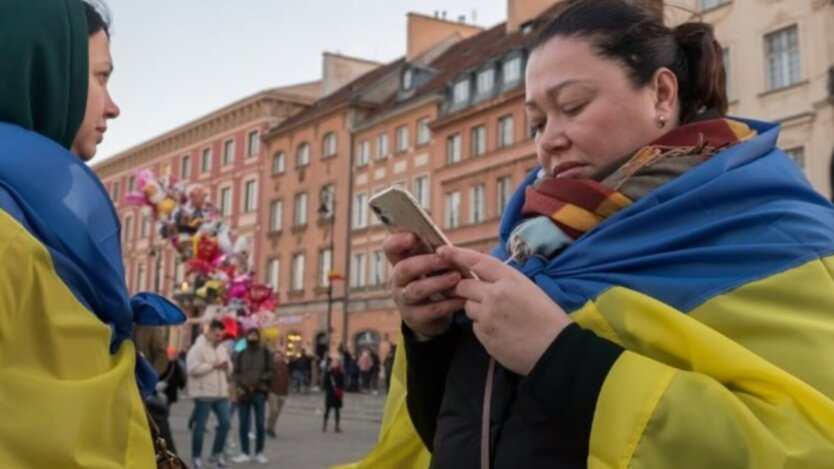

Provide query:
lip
left=551, top=161, right=589, bottom=178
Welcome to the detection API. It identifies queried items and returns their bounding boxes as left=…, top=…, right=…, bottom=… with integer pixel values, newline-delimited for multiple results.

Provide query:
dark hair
left=83, top=0, right=111, bottom=37
left=533, top=0, right=727, bottom=124
left=209, top=319, right=225, bottom=331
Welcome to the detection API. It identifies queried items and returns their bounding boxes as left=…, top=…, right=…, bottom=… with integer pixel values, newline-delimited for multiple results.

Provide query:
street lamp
left=317, top=197, right=335, bottom=358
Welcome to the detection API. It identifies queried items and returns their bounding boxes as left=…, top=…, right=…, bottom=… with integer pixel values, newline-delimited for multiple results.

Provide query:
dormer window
left=476, top=69, right=495, bottom=95
left=503, top=56, right=522, bottom=84
left=453, top=78, right=470, bottom=105
left=402, top=68, right=414, bottom=91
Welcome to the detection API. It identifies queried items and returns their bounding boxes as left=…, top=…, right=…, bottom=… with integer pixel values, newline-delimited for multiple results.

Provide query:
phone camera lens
left=371, top=206, right=382, bottom=215
left=380, top=215, right=391, bottom=225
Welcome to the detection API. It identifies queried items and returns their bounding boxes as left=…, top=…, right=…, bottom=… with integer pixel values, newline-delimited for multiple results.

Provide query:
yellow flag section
left=0, top=210, right=155, bottom=468
left=576, top=255, right=834, bottom=469
left=332, top=333, right=431, bottom=469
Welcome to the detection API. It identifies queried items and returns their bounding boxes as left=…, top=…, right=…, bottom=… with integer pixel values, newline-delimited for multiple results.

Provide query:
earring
left=657, top=115, right=667, bottom=128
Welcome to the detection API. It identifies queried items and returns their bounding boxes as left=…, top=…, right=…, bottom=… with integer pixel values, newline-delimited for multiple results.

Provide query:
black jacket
left=404, top=320, right=623, bottom=468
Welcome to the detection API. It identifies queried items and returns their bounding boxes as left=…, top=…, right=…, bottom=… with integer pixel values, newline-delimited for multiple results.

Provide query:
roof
left=362, top=3, right=565, bottom=122
left=264, top=58, right=406, bottom=139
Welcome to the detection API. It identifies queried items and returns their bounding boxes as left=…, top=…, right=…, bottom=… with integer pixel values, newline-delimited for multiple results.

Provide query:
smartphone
left=368, top=186, right=452, bottom=256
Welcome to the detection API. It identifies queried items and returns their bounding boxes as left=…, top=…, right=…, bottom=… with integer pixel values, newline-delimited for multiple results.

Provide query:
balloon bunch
left=124, top=170, right=279, bottom=322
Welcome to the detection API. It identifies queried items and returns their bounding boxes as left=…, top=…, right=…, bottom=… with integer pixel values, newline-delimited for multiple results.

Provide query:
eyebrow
left=524, top=79, right=584, bottom=108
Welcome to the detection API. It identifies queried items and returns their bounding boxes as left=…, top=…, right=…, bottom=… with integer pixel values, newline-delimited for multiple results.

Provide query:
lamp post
left=317, top=197, right=336, bottom=357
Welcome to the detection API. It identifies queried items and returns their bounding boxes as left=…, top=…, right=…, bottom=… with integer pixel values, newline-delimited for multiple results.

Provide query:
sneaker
left=193, top=458, right=203, bottom=469
left=255, top=453, right=269, bottom=464
left=209, top=454, right=228, bottom=468
left=266, top=429, right=277, bottom=439
left=231, top=454, right=252, bottom=464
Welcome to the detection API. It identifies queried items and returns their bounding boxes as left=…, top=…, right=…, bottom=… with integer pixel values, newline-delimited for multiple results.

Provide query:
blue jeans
left=191, top=398, right=231, bottom=460
left=238, top=392, right=266, bottom=455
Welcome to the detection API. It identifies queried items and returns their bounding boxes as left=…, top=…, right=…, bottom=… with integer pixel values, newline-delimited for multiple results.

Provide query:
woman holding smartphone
left=380, top=1, right=834, bottom=467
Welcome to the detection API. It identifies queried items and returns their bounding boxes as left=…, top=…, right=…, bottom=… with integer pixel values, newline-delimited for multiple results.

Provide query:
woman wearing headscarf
left=0, top=0, right=185, bottom=466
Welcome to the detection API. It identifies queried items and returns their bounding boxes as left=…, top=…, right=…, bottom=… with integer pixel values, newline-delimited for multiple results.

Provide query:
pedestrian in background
left=186, top=320, right=232, bottom=468
left=266, top=350, right=290, bottom=438
left=322, top=359, right=345, bottom=433
left=231, top=328, right=274, bottom=464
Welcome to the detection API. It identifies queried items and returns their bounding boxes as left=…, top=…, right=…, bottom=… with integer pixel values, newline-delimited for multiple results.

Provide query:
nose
left=105, top=91, right=120, bottom=119
left=537, top=119, right=569, bottom=156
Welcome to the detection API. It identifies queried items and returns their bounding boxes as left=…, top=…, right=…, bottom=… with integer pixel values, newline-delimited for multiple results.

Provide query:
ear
left=651, top=67, right=679, bottom=124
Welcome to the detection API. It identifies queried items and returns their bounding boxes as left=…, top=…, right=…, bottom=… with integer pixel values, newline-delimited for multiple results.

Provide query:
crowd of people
left=135, top=319, right=396, bottom=467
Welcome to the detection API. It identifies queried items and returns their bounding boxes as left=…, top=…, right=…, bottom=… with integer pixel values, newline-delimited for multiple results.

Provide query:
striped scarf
left=508, top=118, right=757, bottom=262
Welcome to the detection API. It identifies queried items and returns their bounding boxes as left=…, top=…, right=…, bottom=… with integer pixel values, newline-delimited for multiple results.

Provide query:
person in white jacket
left=187, top=319, right=233, bottom=468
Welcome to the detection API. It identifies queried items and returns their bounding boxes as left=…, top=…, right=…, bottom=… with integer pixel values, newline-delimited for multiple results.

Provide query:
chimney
left=507, top=0, right=561, bottom=33
left=406, top=12, right=483, bottom=62
left=321, top=53, right=380, bottom=97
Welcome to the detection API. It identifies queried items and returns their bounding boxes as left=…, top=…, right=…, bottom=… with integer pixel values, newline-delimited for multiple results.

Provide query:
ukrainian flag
left=340, top=118, right=834, bottom=468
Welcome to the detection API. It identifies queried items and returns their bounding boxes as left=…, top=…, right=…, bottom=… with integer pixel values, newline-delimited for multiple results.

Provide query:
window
left=350, top=252, right=367, bottom=288
left=128, top=175, right=136, bottom=193
left=370, top=250, right=386, bottom=286
left=201, top=148, right=212, bottom=173
left=445, top=191, right=461, bottom=229
left=223, top=139, right=235, bottom=166
left=319, top=184, right=335, bottom=218
left=294, top=192, right=308, bottom=226
left=471, top=125, right=487, bottom=156
left=136, top=262, right=146, bottom=292
left=477, top=69, right=495, bottom=95
left=272, top=151, right=286, bottom=175
left=291, top=253, right=305, bottom=291
left=402, top=68, right=413, bottom=90
left=140, top=215, right=150, bottom=238
left=765, top=25, right=801, bottom=91
left=416, top=117, right=431, bottom=146
left=161, top=162, right=172, bottom=177
left=447, top=133, right=462, bottom=164
left=413, top=175, right=429, bottom=209
left=498, top=115, right=514, bottom=148
left=269, top=199, right=283, bottom=232
left=785, top=147, right=805, bottom=169
left=247, top=130, right=260, bottom=158
left=220, top=187, right=233, bottom=217
left=319, top=248, right=333, bottom=286
left=357, top=140, right=370, bottom=167
left=353, top=192, right=368, bottom=229
left=376, top=133, right=389, bottom=160
left=296, top=143, right=310, bottom=167
left=497, top=176, right=513, bottom=216
left=323, top=132, right=337, bottom=158
left=180, top=155, right=191, bottom=180
left=123, top=216, right=133, bottom=242
left=453, top=79, right=470, bottom=104
left=699, top=0, right=729, bottom=11
left=112, top=181, right=120, bottom=203
left=503, top=56, right=522, bottom=84
left=470, top=184, right=486, bottom=224
left=396, top=125, right=409, bottom=153
left=266, top=258, right=280, bottom=292
left=243, top=179, right=257, bottom=213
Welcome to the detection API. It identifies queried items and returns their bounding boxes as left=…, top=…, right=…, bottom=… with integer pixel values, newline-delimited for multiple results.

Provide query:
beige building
left=672, top=0, right=834, bottom=196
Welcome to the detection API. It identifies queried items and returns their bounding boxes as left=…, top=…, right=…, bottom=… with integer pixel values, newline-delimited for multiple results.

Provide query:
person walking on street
left=323, top=359, right=345, bottom=433
left=187, top=320, right=233, bottom=469
left=357, top=349, right=372, bottom=393
left=266, top=350, right=290, bottom=438
left=231, top=328, right=274, bottom=464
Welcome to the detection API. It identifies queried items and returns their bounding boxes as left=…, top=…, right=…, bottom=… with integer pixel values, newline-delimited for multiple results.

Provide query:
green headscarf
left=0, top=0, right=88, bottom=149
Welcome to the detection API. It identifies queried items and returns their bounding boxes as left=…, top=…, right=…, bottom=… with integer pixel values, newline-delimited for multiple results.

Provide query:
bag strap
left=144, top=402, right=187, bottom=468
left=480, top=358, right=496, bottom=469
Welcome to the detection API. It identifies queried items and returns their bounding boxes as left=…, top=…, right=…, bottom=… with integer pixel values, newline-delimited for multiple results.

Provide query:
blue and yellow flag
left=341, top=118, right=834, bottom=468
left=0, top=123, right=186, bottom=467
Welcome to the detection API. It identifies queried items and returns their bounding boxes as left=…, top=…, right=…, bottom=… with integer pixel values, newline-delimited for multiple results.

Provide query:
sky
left=92, top=0, right=508, bottom=163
